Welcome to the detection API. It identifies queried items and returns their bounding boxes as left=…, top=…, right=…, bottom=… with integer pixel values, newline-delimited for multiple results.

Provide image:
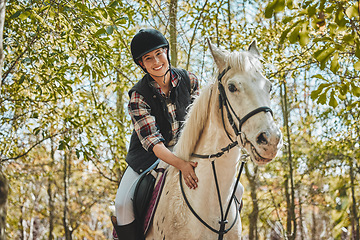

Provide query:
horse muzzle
left=244, top=128, right=283, bottom=165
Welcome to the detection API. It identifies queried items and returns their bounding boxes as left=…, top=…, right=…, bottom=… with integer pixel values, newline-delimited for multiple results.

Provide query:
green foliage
left=1, top=0, right=359, bottom=239
left=265, top=0, right=360, bottom=110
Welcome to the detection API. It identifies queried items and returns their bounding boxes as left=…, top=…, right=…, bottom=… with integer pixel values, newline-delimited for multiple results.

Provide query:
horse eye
left=228, top=84, right=237, bottom=92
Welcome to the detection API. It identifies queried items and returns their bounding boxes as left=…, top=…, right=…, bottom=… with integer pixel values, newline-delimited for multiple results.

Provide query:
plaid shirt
left=128, top=70, right=199, bottom=151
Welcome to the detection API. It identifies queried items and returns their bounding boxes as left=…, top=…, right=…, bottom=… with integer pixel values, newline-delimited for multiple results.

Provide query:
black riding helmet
left=130, top=29, right=170, bottom=72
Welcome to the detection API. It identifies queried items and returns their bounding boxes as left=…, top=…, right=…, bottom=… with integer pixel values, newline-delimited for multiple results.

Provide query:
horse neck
left=192, top=88, right=240, bottom=200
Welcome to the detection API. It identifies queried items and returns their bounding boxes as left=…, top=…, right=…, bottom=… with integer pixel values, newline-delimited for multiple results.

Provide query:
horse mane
left=174, top=82, right=215, bottom=161
left=174, top=50, right=262, bottom=161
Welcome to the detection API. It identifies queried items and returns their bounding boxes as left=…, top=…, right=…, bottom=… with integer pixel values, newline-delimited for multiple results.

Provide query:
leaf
left=342, top=34, right=354, bottom=43
left=329, top=91, right=338, bottom=108
left=18, top=10, right=31, bottom=20
left=328, top=23, right=338, bottom=35
left=330, top=52, right=339, bottom=74
left=312, top=74, right=326, bottom=80
left=289, top=27, right=300, bottom=44
left=106, top=25, right=114, bottom=35
left=33, top=127, right=41, bottom=135
left=335, top=8, right=347, bottom=27
left=354, top=60, right=360, bottom=70
left=345, top=4, right=359, bottom=18
left=312, top=84, right=331, bottom=102
left=94, top=28, right=106, bottom=37
left=58, top=140, right=66, bottom=150
left=318, top=91, right=327, bottom=104
left=265, top=0, right=277, bottom=18
left=10, top=10, right=22, bottom=19
left=307, top=5, right=316, bottom=17
left=280, top=28, right=292, bottom=43
left=274, top=0, right=285, bottom=12
left=351, top=83, right=360, bottom=97
left=299, top=28, right=309, bottom=46
left=318, top=83, right=332, bottom=91
left=355, top=43, right=360, bottom=58
left=286, top=0, right=294, bottom=9
left=311, top=88, right=323, bottom=100
left=115, top=17, right=128, bottom=24
left=314, top=47, right=335, bottom=64
left=109, top=1, right=119, bottom=8
left=31, top=112, right=39, bottom=118
left=18, top=75, right=25, bottom=84
left=339, top=83, right=349, bottom=96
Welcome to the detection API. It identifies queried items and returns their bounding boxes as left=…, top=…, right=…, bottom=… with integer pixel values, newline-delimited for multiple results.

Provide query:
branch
left=1, top=35, right=38, bottom=85
left=1, top=2, right=52, bottom=85
left=0, top=128, right=71, bottom=163
left=186, top=0, right=209, bottom=70
left=269, top=42, right=316, bottom=79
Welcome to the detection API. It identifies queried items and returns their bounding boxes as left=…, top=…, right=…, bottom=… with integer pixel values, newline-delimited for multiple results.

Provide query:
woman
left=112, top=29, right=199, bottom=240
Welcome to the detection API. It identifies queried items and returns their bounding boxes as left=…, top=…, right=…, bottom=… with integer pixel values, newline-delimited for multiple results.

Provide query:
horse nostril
left=257, top=132, right=268, bottom=145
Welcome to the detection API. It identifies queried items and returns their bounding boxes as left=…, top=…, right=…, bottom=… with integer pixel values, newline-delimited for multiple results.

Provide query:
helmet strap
left=148, top=65, right=171, bottom=84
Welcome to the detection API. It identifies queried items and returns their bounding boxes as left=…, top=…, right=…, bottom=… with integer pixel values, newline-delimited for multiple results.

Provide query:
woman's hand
left=152, top=142, right=199, bottom=189
left=180, top=161, right=198, bottom=189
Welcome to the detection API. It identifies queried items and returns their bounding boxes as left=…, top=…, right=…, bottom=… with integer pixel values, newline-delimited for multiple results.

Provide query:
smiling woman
left=111, top=28, right=200, bottom=240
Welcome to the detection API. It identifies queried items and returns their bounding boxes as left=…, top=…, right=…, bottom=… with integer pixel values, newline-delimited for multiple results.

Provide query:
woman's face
left=140, top=48, right=169, bottom=77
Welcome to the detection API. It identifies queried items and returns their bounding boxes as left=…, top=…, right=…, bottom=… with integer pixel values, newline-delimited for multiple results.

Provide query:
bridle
left=179, top=66, right=273, bottom=240
left=192, top=66, right=273, bottom=159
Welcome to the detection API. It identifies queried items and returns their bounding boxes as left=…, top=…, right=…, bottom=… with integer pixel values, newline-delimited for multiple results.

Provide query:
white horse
left=146, top=41, right=283, bottom=240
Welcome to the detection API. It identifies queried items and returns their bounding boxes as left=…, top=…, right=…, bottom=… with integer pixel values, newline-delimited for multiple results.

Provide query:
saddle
left=133, top=163, right=168, bottom=236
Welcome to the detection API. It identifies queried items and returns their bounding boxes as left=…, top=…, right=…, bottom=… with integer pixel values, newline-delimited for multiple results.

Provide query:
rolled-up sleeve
left=188, top=71, right=199, bottom=97
left=128, top=91, right=165, bottom=151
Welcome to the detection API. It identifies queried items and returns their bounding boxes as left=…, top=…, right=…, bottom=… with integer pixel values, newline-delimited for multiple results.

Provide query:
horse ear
left=248, top=40, right=261, bottom=58
left=207, top=39, right=227, bottom=72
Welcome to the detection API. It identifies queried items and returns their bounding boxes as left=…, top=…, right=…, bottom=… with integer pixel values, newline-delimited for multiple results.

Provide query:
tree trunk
left=349, top=159, right=359, bottom=240
left=63, top=152, right=72, bottom=240
left=0, top=174, right=8, bottom=240
left=298, top=187, right=305, bottom=240
left=48, top=139, right=55, bottom=240
left=169, top=0, right=177, bottom=67
left=116, top=71, right=127, bottom=177
left=280, top=80, right=297, bottom=240
left=227, top=0, right=232, bottom=51
left=0, top=0, right=5, bottom=91
left=0, top=1, right=7, bottom=239
left=311, top=205, right=316, bottom=240
left=245, top=164, right=259, bottom=240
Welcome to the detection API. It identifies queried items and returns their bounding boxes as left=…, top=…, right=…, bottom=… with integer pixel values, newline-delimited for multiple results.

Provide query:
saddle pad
left=143, top=168, right=167, bottom=234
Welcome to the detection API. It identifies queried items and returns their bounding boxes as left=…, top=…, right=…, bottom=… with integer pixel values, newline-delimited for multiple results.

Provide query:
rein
left=180, top=66, right=273, bottom=239
left=180, top=157, right=247, bottom=240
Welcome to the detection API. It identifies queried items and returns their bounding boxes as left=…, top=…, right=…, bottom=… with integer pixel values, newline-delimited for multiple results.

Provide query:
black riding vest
left=126, top=68, right=192, bottom=174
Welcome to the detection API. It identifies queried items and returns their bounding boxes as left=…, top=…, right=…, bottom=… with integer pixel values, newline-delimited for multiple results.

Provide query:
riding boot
left=111, top=216, right=144, bottom=240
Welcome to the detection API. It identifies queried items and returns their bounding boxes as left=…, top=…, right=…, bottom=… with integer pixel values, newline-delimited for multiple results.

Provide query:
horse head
left=208, top=40, right=283, bottom=165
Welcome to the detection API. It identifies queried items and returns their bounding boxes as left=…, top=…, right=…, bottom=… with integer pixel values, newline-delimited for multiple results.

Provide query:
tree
left=1, top=0, right=359, bottom=238
left=0, top=0, right=7, bottom=239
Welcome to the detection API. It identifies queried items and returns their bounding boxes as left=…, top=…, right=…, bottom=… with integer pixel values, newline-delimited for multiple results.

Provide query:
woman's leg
left=114, top=166, right=140, bottom=225
left=114, top=160, right=160, bottom=226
